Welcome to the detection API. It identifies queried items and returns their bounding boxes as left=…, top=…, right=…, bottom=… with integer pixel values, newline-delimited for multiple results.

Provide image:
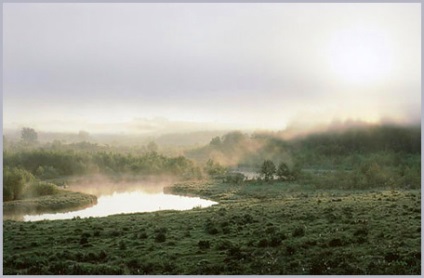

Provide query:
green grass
left=3, top=180, right=421, bottom=275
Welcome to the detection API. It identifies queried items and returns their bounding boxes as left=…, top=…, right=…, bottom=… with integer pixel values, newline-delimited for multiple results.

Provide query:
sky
left=3, top=3, right=421, bottom=134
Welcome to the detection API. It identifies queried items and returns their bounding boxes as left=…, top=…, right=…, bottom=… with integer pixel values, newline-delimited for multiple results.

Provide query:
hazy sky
left=3, top=3, right=421, bottom=134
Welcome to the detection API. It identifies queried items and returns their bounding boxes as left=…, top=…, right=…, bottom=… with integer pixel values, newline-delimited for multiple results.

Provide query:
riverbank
left=3, top=179, right=420, bottom=275
left=3, top=190, right=97, bottom=216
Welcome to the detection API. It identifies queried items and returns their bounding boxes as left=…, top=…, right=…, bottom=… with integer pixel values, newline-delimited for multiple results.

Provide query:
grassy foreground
left=3, top=181, right=421, bottom=275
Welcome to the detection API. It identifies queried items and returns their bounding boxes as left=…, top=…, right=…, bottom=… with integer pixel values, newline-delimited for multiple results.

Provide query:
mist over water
left=10, top=179, right=217, bottom=222
left=23, top=190, right=216, bottom=222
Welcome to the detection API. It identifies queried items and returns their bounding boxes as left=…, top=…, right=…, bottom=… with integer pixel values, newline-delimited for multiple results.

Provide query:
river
left=5, top=182, right=217, bottom=222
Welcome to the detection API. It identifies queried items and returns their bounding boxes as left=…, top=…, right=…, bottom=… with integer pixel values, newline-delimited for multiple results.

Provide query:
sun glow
left=328, top=25, right=394, bottom=85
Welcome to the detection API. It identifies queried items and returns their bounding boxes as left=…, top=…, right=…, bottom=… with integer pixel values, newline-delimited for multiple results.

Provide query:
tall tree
left=261, top=160, right=276, bottom=182
left=277, top=162, right=290, bottom=180
left=21, top=127, right=38, bottom=144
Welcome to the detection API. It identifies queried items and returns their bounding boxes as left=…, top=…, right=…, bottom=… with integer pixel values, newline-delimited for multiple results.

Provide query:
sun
left=328, top=25, right=393, bottom=85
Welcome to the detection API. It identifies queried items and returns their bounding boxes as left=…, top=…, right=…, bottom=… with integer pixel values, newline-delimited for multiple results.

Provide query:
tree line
left=3, top=148, right=203, bottom=201
left=202, top=125, right=420, bottom=189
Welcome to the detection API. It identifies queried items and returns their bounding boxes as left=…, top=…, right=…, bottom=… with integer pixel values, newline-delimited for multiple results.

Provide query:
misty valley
left=2, top=124, right=421, bottom=275
left=3, top=3, right=421, bottom=275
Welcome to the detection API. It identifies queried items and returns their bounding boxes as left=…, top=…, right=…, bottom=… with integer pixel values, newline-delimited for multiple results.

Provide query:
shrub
left=80, top=237, right=88, bottom=245
left=265, top=226, right=277, bottom=234
left=328, top=238, right=343, bottom=247
left=25, top=182, right=60, bottom=198
left=126, top=258, right=141, bottom=269
left=216, top=240, right=234, bottom=251
left=119, top=240, right=127, bottom=250
left=154, top=227, right=168, bottom=234
left=3, top=167, right=35, bottom=201
left=225, top=173, right=245, bottom=184
left=139, top=232, right=148, bottom=239
left=353, top=227, right=368, bottom=237
left=257, top=238, right=269, bottom=248
left=269, top=235, right=282, bottom=247
left=328, top=237, right=350, bottom=247
left=292, top=226, right=305, bottom=237
left=155, top=233, right=166, bottom=243
left=286, top=245, right=296, bottom=255
left=198, top=240, right=211, bottom=250
left=204, top=219, right=219, bottom=235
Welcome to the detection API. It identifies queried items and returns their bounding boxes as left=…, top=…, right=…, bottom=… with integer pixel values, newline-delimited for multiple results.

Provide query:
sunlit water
left=20, top=191, right=217, bottom=222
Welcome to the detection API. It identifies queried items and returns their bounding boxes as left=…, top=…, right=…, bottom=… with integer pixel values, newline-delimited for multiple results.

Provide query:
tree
left=222, top=131, right=246, bottom=146
left=277, top=162, right=290, bottom=180
left=209, top=136, right=222, bottom=147
left=21, top=127, right=38, bottom=144
left=205, top=159, right=226, bottom=176
left=261, top=160, right=276, bottom=182
left=3, top=167, right=34, bottom=201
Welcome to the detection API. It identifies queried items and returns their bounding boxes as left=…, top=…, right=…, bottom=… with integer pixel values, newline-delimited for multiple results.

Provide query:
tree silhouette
left=21, top=127, right=38, bottom=144
left=261, top=160, right=276, bottom=182
left=277, top=162, right=290, bottom=180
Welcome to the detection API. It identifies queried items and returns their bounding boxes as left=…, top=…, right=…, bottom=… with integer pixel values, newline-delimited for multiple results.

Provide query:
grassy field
left=3, top=180, right=421, bottom=275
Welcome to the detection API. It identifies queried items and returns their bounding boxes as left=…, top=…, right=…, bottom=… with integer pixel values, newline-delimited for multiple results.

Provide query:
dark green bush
left=225, top=173, right=246, bottom=184
left=257, top=238, right=269, bottom=248
left=204, top=219, right=219, bottom=235
left=3, top=167, right=35, bottom=201
left=198, top=240, right=211, bottom=250
left=286, top=245, right=296, bottom=255
left=292, top=226, right=305, bottom=237
left=155, top=233, right=166, bottom=243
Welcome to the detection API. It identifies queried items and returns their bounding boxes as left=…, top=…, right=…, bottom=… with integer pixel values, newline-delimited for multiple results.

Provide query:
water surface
left=20, top=187, right=216, bottom=221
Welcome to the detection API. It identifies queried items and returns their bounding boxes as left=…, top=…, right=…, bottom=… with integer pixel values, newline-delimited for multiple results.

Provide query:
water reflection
left=22, top=190, right=217, bottom=222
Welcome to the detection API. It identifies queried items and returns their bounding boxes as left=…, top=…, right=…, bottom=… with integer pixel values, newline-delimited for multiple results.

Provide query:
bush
left=198, top=240, right=211, bottom=250
left=119, top=240, right=127, bottom=250
left=205, top=159, right=227, bottom=176
left=225, top=173, right=245, bottom=184
left=286, top=245, right=296, bottom=255
left=3, top=167, right=35, bottom=201
left=292, top=226, right=305, bottom=237
left=155, top=233, right=166, bottom=243
left=24, top=182, right=59, bottom=198
left=269, top=235, right=283, bottom=247
left=216, top=240, right=234, bottom=251
left=257, top=238, right=268, bottom=248
left=80, top=237, right=88, bottom=245
left=204, top=219, right=219, bottom=235
left=35, top=166, right=60, bottom=180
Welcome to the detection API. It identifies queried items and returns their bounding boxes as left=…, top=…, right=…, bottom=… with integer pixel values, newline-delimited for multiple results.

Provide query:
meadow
left=3, top=124, right=421, bottom=275
left=3, top=180, right=421, bottom=275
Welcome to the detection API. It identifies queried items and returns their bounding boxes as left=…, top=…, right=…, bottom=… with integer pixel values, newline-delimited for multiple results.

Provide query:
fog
left=65, top=175, right=179, bottom=197
left=3, top=3, right=421, bottom=134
